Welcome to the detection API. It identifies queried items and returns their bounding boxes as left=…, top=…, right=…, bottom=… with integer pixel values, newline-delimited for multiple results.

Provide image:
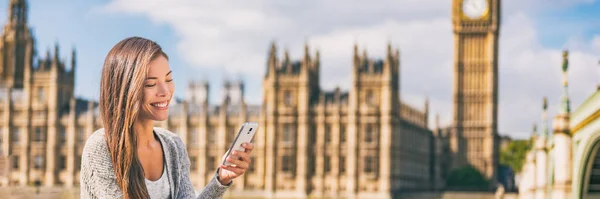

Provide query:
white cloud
left=101, top=0, right=599, bottom=139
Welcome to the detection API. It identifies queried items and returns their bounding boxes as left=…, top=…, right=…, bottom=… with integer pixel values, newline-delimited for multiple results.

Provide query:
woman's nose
left=157, top=83, right=170, bottom=97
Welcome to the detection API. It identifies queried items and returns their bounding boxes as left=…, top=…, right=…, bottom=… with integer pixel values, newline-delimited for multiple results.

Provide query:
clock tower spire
left=450, top=0, right=501, bottom=188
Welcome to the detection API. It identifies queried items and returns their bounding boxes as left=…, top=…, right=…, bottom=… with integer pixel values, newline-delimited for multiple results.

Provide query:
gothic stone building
left=0, top=0, right=443, bottom=198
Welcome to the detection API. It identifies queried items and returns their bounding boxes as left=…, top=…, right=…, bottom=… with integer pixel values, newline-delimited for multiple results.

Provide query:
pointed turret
left=539, top=97, right=548, bottom=138
left=551, top=50, right=573, bottom=199
left=394, top=48, right=400, bottom=74
left=266, top=41, right=277, bottom=78
left=542, top=97, right=551, bottom=142
left=54, top=42, right=60, bottom=61
left=353, top=43, right=360, bottom=70
left=531, top=124, right=537, bottom=145
left=52, top=42, right=60, bottom=70
left=7, top=0, right=28, bottom=26
left=384, top=41, right=393, bottom=76
left=71, top=47, right=76, bottom=73
left=314, top=49, right=320, bottom=71
left=435, top=113, right=440, bottom=130
left=559, top=50, right=570, bottom=114
left=304, top=42, right=311, bottom=62
left=301, top=42, right=311, bottom=76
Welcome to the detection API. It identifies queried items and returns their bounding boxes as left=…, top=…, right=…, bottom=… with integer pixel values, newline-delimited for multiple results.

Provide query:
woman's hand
left=218, top=142, right=254, bottom=185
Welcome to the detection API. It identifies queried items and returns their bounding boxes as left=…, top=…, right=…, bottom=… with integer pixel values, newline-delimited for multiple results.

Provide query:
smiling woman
left=79, top=37, right=254, bottom=199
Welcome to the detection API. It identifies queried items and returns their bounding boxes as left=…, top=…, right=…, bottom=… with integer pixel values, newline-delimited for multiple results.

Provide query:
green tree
left=500, top=139, right=532, bottom=173
left=445, top=165, right=490, bottom=190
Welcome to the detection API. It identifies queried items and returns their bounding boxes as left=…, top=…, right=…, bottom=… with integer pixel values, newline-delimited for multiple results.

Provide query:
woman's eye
left=166, top=79, right=174, bottom=82
left=145, top=84, right=156, bottom=88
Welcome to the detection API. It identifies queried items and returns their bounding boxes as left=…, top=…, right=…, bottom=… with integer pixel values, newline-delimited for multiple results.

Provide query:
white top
left=145, top=166, right=171, bottom=199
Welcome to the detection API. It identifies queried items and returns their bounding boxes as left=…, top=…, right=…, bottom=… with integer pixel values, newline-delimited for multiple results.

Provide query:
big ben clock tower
left=451, top=0, right=500, bottom=184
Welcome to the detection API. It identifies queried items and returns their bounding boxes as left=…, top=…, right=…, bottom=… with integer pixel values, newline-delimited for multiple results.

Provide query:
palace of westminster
left=0, top=0, right=505, bottom=198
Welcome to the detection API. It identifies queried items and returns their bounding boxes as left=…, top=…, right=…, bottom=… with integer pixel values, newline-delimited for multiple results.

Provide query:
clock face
left=462, top=0, right=488, bottom=19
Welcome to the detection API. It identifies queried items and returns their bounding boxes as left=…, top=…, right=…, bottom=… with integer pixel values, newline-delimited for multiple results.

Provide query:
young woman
left=80, top=37, right=253, bottom=199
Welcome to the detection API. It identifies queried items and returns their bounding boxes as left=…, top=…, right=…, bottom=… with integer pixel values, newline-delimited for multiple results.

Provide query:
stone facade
left=0, top=0, right=443, bottom=198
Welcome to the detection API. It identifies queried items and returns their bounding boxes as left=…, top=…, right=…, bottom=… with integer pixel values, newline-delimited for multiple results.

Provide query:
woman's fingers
left=242, top=143, right=254, bottom=153
left=221, top=165, right=245, bottom=175
left=226, top=155, right=249, bottom=169
left=232, top=151, right=251, bottom=163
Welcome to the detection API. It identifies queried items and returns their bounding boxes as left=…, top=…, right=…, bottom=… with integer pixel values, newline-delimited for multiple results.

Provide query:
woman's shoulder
left=81, top=128, right=115, bottom=178
left=83, top=128, right=109, bottom=154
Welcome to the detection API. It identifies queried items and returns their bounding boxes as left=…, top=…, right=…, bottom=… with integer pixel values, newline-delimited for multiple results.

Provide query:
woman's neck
left=133, top=117, right=156, bottom=148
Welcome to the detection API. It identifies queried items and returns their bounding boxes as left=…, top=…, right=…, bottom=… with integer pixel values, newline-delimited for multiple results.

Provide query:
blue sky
left=0, top=0, right=599, bottom=139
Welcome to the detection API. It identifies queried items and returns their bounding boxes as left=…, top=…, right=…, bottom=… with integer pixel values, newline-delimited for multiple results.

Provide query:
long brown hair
left=99, top=37, right=168, bottom=199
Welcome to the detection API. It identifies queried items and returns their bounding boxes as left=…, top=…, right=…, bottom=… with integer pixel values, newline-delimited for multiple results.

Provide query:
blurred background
left=0, top=0, right=598, bottom=198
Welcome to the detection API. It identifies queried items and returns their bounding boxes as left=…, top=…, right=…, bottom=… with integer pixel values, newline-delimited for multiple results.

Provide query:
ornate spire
left=304, top=41, right=311, bottom=62
left=531, top=123, right=538, bottom=144
left=266, top=41, right=277, bottom=77
left=541, top=97, right=549, bottom=137
left=8, top=0, right=27, bottom=26
left=435, top=113, right=440, bottom=130
left=559, top=50, right=571, bottom=114
left=71, top=46, right=77, bottom=72
left=54, top=42, right=60, bottom=61
left=353, top=43, right=360, bottom=69
left=387, top=41, right=392, bottom=58
left=283, top=48, right=290, bottom=63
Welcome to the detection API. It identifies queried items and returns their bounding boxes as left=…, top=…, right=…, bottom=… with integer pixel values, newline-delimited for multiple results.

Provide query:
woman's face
left=139, top=55, right=174, bottom=121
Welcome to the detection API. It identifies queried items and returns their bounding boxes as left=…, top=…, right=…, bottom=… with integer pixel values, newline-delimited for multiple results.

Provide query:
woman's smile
left=150, top=101, right=169, bottom=110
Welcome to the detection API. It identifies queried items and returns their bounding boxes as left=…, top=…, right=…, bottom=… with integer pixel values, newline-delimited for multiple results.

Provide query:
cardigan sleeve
left=174, top=137, right=231, bottom=199
left=80, top=130, right=123, bottom=199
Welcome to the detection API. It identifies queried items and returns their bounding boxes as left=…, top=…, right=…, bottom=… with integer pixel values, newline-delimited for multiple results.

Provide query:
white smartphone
left=222, top=122, right=258, bottom=166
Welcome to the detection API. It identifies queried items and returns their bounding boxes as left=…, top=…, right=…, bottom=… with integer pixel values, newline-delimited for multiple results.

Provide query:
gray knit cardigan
left=80, top=127, right=231, bottom=199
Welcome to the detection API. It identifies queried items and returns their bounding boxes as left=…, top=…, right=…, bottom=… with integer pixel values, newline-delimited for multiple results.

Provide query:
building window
left=310, top=125, right=316, bottom=143
left=12, top=156, right=19, bottom=169
left=364, top=124, right=377, bottom=143
left=190, top=157, right=197, bottom=171
left=324, top=156, right=331, bottom=174
left=366, top=90, right=376, bottom=105
left=324, top=124, right=331, bottom=143
left=11, top=128, right=19, bottom=144
left=59, top=155, right=66, bottom=170
left=365, top=124, right=372, bottom=142
left=340, top=125, right=346, bottom=143
left=59, top=128, right=66, bottom=143
left=339, top=156, right=346, bottom=173
left=207, top=156, right=215, bottom=172
left=34, top=127, right=44, bottom=142
left=34, top=155, right=44, bottom=169
left=248, top=157, right=255, bottom=173
left=227, top=126, right=236, bottom=144
left=190, top=129, right=198, bottom=145
left=284, top=91, right=293, bottom=106
left=364, top=156, right=378, bottom=173
left=77, top=127, right=85, bottom=143
left=37, top=87, right=45, bottom=102
left=282, top=124, right=295, bottom=143
left=207, top=126, right=216, bottom=144
left=281, top=155, right=294, bottom=172
left=309, top=155, right=316, bottom=175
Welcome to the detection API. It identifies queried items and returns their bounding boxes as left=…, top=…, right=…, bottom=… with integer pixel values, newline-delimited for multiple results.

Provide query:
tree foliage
left=445, top=165, right=490, bottom=190
left=500, top=139, right=532, bottom=173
